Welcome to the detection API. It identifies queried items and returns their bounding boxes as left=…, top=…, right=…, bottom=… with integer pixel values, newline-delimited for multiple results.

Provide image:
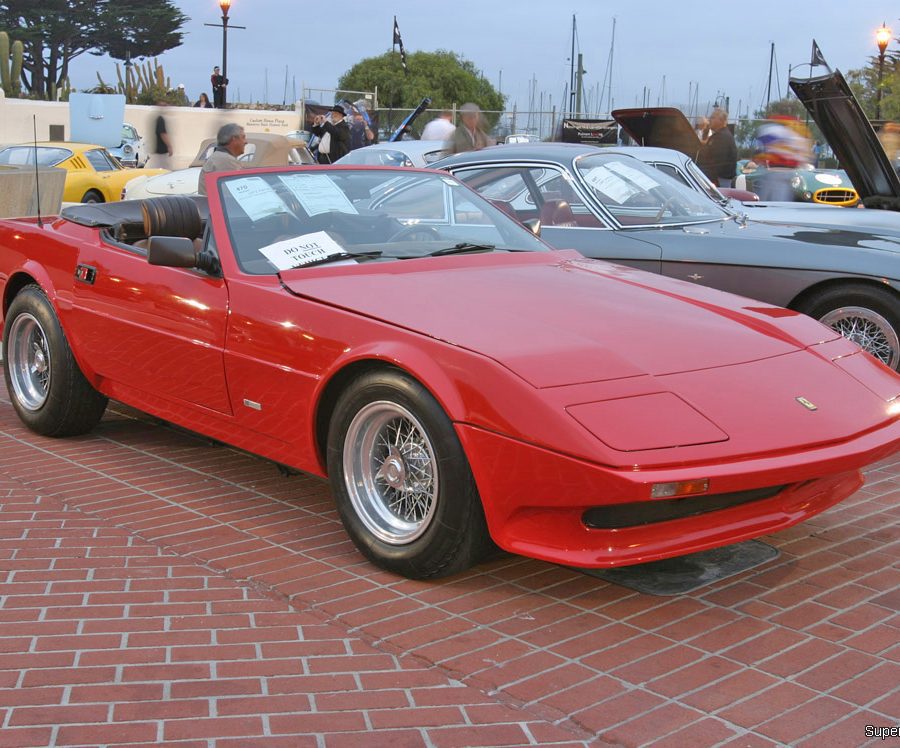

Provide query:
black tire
left=81, top=190, right=104, bottom=204
left=800, top=284, right=900, bottom=370
left=326, top=369, right=493, bottom=579
left=3, top=285, right=108, bottom=436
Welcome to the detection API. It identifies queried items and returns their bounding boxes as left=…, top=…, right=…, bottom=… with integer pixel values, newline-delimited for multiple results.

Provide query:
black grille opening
left=815, top=189, right=856, bottom=203
left=582, top=485, right=788, bottom=529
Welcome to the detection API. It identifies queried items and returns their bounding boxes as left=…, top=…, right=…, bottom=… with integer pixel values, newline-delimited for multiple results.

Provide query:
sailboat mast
left=569, top=14, right=576, bottom=116
left=765, top=42, right=775, bottom=110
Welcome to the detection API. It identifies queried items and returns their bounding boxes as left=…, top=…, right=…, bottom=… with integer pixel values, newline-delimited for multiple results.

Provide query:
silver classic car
left=621, top=145, right=900, bottom=237
left=436, top=144, right=900, bottom=369
left=108, top=123, right=147, bottom=168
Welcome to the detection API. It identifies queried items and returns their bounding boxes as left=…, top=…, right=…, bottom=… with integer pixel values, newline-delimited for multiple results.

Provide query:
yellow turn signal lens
left=650, top=479, right=710, bottom=499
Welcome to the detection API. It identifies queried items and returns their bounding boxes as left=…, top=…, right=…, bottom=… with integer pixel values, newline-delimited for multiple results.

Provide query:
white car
left=335, top=141, right=449, bottom=168
left=108, top=124, right=148, bottom=168
left=123, top=133, right=314, bottom=199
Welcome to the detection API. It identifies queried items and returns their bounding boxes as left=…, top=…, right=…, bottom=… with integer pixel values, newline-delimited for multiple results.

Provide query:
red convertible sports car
left=1, top=165, right=899, bottom=579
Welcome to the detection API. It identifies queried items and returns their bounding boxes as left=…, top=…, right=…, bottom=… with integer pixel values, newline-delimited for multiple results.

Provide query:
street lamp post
left=875, top=22, right=892, bottom=121
left=220, top=0, right=230, bottom=99
left=204, top=0, right=245, bottom=108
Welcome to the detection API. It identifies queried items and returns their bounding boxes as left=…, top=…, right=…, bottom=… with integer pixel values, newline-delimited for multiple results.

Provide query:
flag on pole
left=810, top=40, right=831, bottom=71
left=393, top=16, right=408, bottom=73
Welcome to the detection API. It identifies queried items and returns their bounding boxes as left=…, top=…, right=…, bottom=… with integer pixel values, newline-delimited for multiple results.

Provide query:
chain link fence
left=374, top=107, right=564, bottom=142
left=295, top=95, right=876, bottom=169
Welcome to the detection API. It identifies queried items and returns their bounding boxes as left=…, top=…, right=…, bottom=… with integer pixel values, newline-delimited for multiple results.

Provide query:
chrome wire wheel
left=820, top=306, right=899, bottom=369
left=7, top=312, right=51, bottom=411
left=342, top=400, right=439, bottom=545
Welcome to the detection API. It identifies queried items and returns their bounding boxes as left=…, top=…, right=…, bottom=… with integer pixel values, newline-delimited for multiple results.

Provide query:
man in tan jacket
left=198, top=123, right=246, bottom=196
left=450, top=103, right=493, bottom=153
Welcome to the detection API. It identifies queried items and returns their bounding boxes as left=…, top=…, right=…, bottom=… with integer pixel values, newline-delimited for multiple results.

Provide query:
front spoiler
left=457, top=418, right=898, bottom=568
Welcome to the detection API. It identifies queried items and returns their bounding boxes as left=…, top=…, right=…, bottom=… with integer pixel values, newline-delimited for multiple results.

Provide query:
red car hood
left=280, top=251, right=836, bottom=388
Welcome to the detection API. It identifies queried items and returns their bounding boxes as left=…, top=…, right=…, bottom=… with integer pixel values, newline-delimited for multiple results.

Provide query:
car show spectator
left=311, top=105, right=351, bottom=164
left=879, top=123, right=900, bottom=174
left=349, top=105, right=376, bottom=150
left=421, top=110, right=455, bottom=142
left=695, top=115, right=711, bottom=144
left=194, top=92, right=212, bottom=108
left=697, top=108, right=737, bottom=187
left=812, top=140, right=822, bottom=168
left=211, top=66, right=228, bottom=108
left=146, top=101, right=173, bottom=170
left=197, top=123, right=246, bottom=196
left=449, top=103, right=492, bottom=154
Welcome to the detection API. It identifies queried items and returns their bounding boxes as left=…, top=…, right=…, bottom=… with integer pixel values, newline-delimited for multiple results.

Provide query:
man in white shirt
left=420, top=110, right=455, bottom=142
left=198, top=123, right=246, bottom=196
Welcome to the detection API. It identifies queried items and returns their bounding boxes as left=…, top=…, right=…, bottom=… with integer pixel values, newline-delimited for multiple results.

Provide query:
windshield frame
left=211, top=165, right=550, bottom=276
left=572, top=152, right=732, bottom=227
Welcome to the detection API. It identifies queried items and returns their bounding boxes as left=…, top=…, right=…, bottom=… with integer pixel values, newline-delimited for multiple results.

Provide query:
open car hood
left=612, top=107, right=703, bottom=160
left=790, top=69, right=900, bottom=206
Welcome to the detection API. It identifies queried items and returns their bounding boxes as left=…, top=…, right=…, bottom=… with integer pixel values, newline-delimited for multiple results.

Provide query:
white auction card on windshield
left=278, top=174, right=358, bottom=216
left=224, top=176, right=286, bottom=221
left=259, top=231, right=355, bottom=270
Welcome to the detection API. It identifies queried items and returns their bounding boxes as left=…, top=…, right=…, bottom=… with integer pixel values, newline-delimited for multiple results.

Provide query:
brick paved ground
left=0, top=393, right=897, bottom=747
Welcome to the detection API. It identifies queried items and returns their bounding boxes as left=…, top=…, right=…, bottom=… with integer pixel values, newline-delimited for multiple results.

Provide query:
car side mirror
left=522, top=218, right=541, bottom=237
left=147, top=236, right=197, bottom=267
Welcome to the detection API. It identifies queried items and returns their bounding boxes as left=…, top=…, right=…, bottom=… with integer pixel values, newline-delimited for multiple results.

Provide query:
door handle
left=75, top=264, right=96, bottom=285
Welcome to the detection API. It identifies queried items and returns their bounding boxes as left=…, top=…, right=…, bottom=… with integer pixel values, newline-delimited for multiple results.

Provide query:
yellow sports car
left=0, top=142, right=167, bottom=203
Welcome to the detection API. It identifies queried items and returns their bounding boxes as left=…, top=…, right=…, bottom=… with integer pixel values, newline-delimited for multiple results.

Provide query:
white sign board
left=260, top=231, right=354, bottom=270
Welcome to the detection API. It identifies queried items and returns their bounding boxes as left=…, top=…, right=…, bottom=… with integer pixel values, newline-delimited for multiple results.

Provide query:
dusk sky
left=69, top=0, right=899, bottom=117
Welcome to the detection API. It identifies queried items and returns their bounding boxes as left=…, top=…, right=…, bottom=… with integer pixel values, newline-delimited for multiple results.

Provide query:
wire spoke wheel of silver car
left=327, top=369, right=493, bottom=579
left=7, top=312, right=52, bottom=411
left=343, top=400, right=438, bottom=545
left=819, top=306, right=899, bottom=368
left=2, top=285, right=108, bottom=437
left=803, top=285, right=900, bottom=371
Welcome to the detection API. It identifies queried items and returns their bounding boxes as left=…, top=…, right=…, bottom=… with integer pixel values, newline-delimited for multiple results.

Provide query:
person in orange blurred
left=752, top=117, right=812, bottom=201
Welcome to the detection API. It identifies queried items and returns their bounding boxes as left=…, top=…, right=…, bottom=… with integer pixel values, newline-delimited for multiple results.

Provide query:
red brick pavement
left=0, top=395, right=897, bottom=747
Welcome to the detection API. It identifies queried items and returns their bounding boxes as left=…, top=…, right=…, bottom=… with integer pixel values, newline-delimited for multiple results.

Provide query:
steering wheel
left=388, top=224, right=440, bottom=242
left=653, top=197, right=675, bottom=223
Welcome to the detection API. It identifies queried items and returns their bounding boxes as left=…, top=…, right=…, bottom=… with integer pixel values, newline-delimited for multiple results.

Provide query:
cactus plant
left=0, top=30, right=23, bottom=97
left=10, top=38, right=22, bottom=95
left=96, top=58, right=181, bottom=105
left=0, top=32, right=9, bottom=93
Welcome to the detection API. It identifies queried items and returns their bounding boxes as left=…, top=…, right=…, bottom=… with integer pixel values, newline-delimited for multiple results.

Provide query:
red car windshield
left=217, top=169, right=548, bottom=275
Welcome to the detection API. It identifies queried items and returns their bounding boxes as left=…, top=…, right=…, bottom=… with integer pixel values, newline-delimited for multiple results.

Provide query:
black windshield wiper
left=281, top=250, right=383, bottom=269
left=427, top=243, right=496, bottom=257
